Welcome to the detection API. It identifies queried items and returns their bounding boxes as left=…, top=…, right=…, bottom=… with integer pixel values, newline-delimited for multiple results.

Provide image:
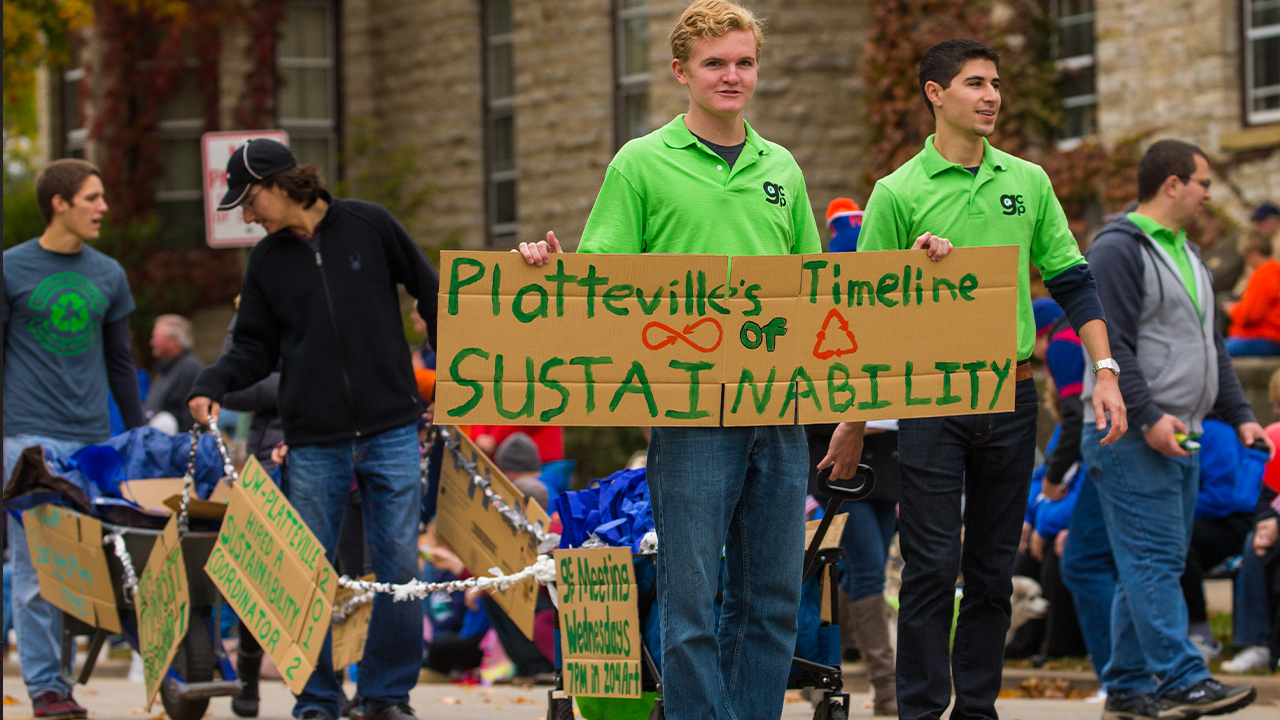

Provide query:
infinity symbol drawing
left=642, top=318, right=724, bottom=353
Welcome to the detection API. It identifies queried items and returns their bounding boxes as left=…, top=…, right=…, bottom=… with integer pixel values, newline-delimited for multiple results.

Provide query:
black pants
left=1180, top=513, right=1253, bottom=624
left=896, top=378, right=1039, bottom=720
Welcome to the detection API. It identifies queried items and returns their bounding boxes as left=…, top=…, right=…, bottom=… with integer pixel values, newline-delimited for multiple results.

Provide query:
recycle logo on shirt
left=28, top=272, right=108, bottom=355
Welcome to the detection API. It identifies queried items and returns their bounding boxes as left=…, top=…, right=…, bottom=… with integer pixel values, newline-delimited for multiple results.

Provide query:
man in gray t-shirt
left=2, top=159, right=144, bottom=720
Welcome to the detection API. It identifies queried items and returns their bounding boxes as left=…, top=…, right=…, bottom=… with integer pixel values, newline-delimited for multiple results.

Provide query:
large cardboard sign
left=201, top=130, right=289, bottom=248
left=137, top=517, right=190, bottom=707
left=434, top=431, right=548, bottom=639
left=435, top=248, right=1018, bottom=426
left=204, top=457, right=336, bottom=694
left=24, top=505, right=121, bottom=633
left=556, top=547, right=641, bottom=698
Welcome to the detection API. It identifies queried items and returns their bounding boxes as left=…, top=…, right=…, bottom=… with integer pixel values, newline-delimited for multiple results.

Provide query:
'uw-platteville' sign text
left=436, top=248, right=1018, bottom=426
left=204, top=457, right=336, bottom=694
left=557, top=547, right=642, bottom=698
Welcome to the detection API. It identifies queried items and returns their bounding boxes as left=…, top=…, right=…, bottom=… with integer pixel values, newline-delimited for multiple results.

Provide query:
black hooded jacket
left=189, top=192, right=439, bottom=446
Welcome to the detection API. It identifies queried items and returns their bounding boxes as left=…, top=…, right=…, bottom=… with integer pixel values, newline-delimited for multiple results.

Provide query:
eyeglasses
left=1179, top=176, right=1212, bottom=191
left=243, top=185, right=264, bottom=208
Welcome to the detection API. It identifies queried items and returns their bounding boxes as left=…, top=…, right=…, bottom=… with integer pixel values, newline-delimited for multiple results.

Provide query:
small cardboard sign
left=24, top=505, right=121, bottom=633
left=804, top=512, right=848, bottom=551
left=434, top=430, right=547, bottom=639
left=203, top=457, right=336, bottom=694
left=330, top=574, right=375, bottom=671
left=435, top=248, right=1019, bottom=426
left=556, top=547, right=641, bottom=698
left=137, top=516, right=190, bottom=707
left=120, top=477, right=233, bottom=519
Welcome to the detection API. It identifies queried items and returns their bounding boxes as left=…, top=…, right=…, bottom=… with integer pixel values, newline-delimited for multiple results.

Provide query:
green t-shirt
left=1126, top=211, right=1200, bottom=315
left=577, top=115, right=822, bottom=257
left=859, top=135, right=1086, bottom=361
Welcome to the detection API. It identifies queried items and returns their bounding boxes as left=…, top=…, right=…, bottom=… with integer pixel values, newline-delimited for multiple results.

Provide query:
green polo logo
left=1000, top=194, right=1026, bottom=216
left=28, top=272, right=107, bottom=355
left=763, top=182, right=787, bottom=207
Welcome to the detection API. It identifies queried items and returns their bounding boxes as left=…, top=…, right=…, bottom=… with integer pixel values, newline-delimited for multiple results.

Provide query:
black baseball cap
left=218, top=139, right=297, bottom=210
left=1252, top=202, right=1280, bottom=222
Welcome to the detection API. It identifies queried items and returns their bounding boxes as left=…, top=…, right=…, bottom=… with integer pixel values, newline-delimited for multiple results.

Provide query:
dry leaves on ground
left=997, top=677, right=1084, bottom=699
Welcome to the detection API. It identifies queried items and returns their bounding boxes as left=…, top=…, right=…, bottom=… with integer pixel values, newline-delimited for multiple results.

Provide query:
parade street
left=4, top=674, right=1279, bottom=720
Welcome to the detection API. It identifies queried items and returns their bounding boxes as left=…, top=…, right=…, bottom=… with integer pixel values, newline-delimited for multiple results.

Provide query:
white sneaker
left=1083, top=688, right=1107, bottom=704
left=1221, top=645, right=1271, bottom=673
left=1190, top=634, right=1222, bottom=662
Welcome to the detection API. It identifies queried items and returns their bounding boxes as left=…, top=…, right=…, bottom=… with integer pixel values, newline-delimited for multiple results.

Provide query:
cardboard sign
left=556, top=547, right=642, bottom=698
left=137, top=516, right=190, bottom=707
left=435, top=248, right=1019, bottom=426
left=120, top=477, right=233, bottom=519
left=434, top=430, right=547, bottom=639
left=203, top=457, right=336, bottom=694
left=24, top=505, right=121, bottom=633
left=201, top=130, right=289, bottom=248
left=330, top=574, right=375, bottom=671
left=804, top=512, right=848, bottom=551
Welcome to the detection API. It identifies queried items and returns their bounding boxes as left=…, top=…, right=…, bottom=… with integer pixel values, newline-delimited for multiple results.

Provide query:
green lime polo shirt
left=1126, top=211, right=1200, bottom=315
left=578, top=115, right=822, bottom=257
left=859, top=135, right=1087, bottom=361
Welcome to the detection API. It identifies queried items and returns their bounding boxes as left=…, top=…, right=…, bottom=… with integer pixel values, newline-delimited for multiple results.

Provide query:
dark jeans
left=1180, top=513, right=1253, bottom=624
left=896, top=378, right=1039, bottom=720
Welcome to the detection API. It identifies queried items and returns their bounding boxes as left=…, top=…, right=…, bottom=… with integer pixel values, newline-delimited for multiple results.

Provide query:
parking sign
left=201, top=130, right=289, bottom=248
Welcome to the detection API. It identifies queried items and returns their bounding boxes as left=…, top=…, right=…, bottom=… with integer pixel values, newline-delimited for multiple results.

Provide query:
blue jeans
left=1081, top=428, right=1210, bottom=699
left=1224, top=336, right=1280, bottom=357
left=1236, top=532, right=1272, bottom=648
left=285, top=423, right=423, bottom=719
left=5, top=434, right=89, bottom=699
left=895, top=377, right=1039, bottom=720
left=1059, top=473, right=1117, bottom=682
left=838, top=499, right=897, bottom=602
left=647, top=425, right=807, bottom=720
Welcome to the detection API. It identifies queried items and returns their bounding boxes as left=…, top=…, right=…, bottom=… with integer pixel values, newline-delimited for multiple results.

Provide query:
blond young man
left=517, top=3, right=948, bottom=718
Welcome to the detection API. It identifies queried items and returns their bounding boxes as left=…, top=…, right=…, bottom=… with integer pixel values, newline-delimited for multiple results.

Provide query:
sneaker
left=32, top=692, right=88, bottom=720
left=1101, top=694, right=1186, bottom=720
left=1221, top=646, right=1271, bottom=674
left=365, top=704, right=416, bottom=720
left=1163, top=679, right=1256, bottom=717
left=1085, top=688, right=1109, bottom=704
left=1190, top=634, right=1222, bottom=662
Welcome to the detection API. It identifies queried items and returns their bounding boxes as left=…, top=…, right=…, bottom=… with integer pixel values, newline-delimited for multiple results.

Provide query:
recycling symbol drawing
left=28, top=272, right=108, bottom=355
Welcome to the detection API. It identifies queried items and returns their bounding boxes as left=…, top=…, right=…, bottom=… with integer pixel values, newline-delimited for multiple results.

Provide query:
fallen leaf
left=3, top=696, right=22, bottom=706
left=130, top=709, right=149, bottom=715
left=82, top=691, right=98, bottom=697
left=440, top=697, right=463, bottom=705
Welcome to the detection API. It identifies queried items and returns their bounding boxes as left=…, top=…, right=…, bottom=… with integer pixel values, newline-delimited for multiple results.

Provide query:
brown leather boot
left=848, top=594, right=897, bottom=716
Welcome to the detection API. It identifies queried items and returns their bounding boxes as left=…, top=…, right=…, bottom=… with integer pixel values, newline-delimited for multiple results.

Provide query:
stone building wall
left=1095, top=0, right=1280, bottom=217
left=342, top=0, right=487, bottom=248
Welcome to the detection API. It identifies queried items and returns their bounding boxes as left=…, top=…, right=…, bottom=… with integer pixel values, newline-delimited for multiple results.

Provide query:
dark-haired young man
left=188, top=139, right=439, bottom=720
left=1082, top=139, right=1266, bottom=719
left=857, top=39, right=1126, bottom=720
left=4, top=158, right=146, bottom=719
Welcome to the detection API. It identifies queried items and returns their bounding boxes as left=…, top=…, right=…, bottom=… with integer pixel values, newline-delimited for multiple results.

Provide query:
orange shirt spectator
left=1226, top=231, right=1280, bottom=356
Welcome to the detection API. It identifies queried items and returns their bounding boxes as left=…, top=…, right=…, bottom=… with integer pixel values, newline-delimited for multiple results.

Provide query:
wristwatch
left=1092, top=358, right=1120, bottom=377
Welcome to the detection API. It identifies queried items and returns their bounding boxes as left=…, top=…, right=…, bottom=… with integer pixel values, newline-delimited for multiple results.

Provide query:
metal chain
left=177, top=425, right=201, bottom=535
left=104, top=532, right=140, bottom=599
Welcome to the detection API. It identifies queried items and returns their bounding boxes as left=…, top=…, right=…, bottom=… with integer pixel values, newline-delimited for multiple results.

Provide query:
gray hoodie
left=1082, top=215, right=1253, bottom=434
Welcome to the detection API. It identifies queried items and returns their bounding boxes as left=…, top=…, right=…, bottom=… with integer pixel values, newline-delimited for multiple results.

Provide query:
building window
left=60, top=41, right=86, bottom=159
left=278, top=0, right=338, bottom=182
left=615, top=0, right=650, bottom=148
left=156, top=66, right=207, bottom=246
left=1246, top=0, right=1280, bottom=125
left=1053, top=0, right=1097, bottom=144
left=483, top=0, right=517, bottom=244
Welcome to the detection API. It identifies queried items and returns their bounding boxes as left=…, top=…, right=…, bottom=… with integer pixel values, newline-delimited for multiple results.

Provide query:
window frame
left=482, top=0, right=518, bottom=244
left=1052, top=0, right=1098, bottom=146
left=277, top=0, right=341, bottom=182
left=613, top=0, right=651, bottom=150
left=1244, top=0, right=1280, bottom=126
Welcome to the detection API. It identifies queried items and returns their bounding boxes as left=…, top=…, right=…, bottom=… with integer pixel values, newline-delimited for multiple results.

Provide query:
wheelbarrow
left=60, top=522, right=241, bottom=720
